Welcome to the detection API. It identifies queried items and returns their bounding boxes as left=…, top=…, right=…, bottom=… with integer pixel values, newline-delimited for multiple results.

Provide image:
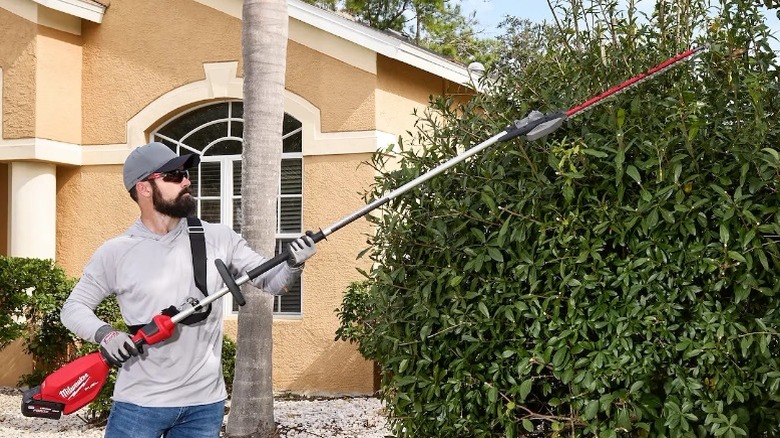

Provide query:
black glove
left=95, top=324, right=139, bottom=368
left=287, top=235, right=316, bottom=267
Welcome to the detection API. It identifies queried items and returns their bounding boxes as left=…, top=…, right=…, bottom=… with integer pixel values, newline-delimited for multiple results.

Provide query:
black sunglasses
left=145, top=169, right=190, bottom=184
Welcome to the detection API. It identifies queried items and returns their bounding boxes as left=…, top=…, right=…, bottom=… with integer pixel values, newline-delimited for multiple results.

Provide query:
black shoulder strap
left=182, top=216, right=211, bottom=324
left=187, top=216, right=208, bottom=298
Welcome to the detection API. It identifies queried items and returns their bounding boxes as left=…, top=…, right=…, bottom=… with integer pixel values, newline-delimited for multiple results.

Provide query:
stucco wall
left=80, top=0, right=244, bottom=145
left=0, top=339, right=33, bottom=386
left=376, top=54, right=445, bottom=136
left=0, top=7, right=36, bottom=138
left=287, top=40, right=376, bottom=133
left=375, top=54, right=472, bottom=136
left=78, top=0, right=377, bottom=144
left=56, top=164, right=137, bottom=277
left=35, top=26, right=82, bottom=144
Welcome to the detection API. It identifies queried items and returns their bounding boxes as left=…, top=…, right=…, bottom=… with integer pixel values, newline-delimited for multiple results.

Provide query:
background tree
left=226, top=0, right=288, bottom=436
left=338, top=0, right=780, bottom=435
left=418, top=2, right=502, bottom=65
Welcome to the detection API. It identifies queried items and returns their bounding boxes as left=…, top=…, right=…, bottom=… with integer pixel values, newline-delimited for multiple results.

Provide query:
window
left=152, top=101, right=304, bottom=315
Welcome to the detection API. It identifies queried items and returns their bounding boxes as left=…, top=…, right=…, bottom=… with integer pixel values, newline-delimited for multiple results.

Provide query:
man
left=61, top=142, right=316, bottom=438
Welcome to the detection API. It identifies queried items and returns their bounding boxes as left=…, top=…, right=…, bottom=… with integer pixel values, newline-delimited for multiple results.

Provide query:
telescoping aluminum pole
left=173, top=45, right=707, bottom=325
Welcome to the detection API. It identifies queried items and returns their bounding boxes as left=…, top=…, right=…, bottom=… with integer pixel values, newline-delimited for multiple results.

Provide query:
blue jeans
left=104, top=399, right=225, bottom=438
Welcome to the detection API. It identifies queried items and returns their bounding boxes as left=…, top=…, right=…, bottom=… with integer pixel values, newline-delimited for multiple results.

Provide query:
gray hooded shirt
left=61, top=218, right=301, bottom=407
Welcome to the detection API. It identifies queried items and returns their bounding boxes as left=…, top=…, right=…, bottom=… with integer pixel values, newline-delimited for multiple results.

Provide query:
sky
left=457, top=0, right=780, bottom=44
left=459, top=0, right=552, bottom=36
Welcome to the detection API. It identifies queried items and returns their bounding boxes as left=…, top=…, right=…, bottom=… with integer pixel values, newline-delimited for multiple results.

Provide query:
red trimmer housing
left=22, top=352, right=110, bottom=419
left=21, top=314, right=175, bottom=419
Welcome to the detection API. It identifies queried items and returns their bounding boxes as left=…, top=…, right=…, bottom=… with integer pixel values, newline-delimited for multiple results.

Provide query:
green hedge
left=0, top=256, right=237, bottom=424
left=0, top=257, right=79, bottom=377
left=338, top=0, right=780, bottom=436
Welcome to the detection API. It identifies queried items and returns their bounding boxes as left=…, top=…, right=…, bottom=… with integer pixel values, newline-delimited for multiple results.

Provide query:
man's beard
left=151, top=181, right=197, bottom=218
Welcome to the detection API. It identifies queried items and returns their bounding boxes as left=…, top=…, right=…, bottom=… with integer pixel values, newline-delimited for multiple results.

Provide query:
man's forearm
left=61, top=286, right=111, bottom=343
left=254, top=261, right=302, bottom=296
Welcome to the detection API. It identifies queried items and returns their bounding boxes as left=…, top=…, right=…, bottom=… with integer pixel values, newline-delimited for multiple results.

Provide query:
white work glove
left=95, top=324, right=140, bottom=368
left=287, top=235, right=316, bottom=267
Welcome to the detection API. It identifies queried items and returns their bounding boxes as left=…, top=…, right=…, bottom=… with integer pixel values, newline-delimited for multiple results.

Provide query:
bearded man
left=61, top=142, right=316, bottom=438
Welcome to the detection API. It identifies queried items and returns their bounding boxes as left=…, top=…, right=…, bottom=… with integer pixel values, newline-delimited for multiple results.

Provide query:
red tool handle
left=131, top=314, right=176, bottom=348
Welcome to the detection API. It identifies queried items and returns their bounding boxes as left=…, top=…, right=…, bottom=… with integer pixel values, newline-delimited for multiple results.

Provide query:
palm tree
left=226, top=0, right=289, bottom=436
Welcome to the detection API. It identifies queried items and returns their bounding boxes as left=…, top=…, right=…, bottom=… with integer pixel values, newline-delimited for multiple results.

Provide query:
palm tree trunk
left=226, top=0, right=288, bottom=436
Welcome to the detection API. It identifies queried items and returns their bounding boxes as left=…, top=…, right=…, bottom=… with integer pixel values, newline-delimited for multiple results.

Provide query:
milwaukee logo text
left=58, top=373, right=91, bottom=400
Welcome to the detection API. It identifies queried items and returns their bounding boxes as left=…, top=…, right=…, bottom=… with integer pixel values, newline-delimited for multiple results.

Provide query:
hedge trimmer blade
left=497, top=46, right=707, bottom=142
left=565, top=46, right=707, bottom=119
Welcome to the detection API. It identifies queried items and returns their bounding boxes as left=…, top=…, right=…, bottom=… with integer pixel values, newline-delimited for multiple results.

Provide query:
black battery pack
left=21, top=386, right=64, bottom=420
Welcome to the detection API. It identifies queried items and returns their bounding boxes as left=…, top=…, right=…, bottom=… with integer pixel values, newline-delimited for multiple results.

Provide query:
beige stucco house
left=0, top=0, right=473, bottom=394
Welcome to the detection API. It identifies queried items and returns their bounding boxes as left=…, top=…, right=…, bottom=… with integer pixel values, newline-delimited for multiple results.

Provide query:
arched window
left=151, top=101, right=304, bottom=315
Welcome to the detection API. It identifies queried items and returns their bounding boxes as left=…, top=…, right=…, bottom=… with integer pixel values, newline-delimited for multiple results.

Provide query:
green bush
left=338, top=1, right=780, bottom=436
left=335, top=280, right=377, bottom=359
left=223, top=334, right=237, bottom=396
left=0, top=258, right=44, bottom=349
left=0, top=257, right=79, bottom=370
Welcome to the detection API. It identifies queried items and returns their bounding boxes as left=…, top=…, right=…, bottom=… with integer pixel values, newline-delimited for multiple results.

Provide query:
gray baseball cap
left=123, top=142, right=200, bottom=191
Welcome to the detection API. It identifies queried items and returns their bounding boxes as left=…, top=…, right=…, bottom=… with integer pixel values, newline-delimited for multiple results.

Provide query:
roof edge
left=191, top=0, right=472, bottom=86
left=287, top=0, right=470, bottom=85
left=32, top=0, right=106, bottom=23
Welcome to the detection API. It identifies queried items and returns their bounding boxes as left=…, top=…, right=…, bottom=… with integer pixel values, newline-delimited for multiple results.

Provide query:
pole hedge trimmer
left=21, top=46, right=705, bottom=420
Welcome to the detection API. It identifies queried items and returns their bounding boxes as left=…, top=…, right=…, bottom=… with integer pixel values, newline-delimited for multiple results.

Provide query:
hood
left=124, top=217, right=188, bottom=243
